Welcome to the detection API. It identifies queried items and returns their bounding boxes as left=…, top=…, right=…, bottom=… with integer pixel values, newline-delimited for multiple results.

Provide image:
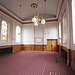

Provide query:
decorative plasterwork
left=0, top=0, right=63, bottom=24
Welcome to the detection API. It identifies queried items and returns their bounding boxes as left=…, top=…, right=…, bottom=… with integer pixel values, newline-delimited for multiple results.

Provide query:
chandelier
left=32, top=0, right=46, bottom=26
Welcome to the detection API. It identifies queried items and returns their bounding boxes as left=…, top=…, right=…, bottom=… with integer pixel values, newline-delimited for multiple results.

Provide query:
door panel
left=47, top=39, right=57, bottom=51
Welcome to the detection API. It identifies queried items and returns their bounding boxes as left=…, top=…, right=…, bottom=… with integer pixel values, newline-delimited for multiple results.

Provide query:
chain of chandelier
left=32, top=0, right=46, bottom=26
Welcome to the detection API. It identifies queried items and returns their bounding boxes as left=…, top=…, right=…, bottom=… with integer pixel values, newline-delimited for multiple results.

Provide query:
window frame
left=62, top=9, right=67, bottom=44
left=1, top=20, right=8, bottom=43
left=15, top=25, right=21, bottom=43
left=59, top=22, right=61, bottom=44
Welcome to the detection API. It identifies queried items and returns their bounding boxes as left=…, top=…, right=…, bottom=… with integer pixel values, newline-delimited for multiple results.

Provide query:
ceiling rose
left=31, top=3, right=38, bottom=8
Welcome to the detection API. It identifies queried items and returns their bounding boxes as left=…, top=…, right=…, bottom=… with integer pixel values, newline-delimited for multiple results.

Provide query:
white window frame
left=16, top=25, right=21, bottom=43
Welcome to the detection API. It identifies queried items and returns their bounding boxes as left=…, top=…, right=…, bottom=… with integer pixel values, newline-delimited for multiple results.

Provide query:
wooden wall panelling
left=59, top=45, right=62, bottom=55
left=62, top=46, right=71, bottom=66
left=12, top=45, right=22, bottom=53
left=44, top=45, right=47, bottom=51
left=0, top=45, right=12, bottom=49
left=21, top=44, right=24, bottom=50
left=22, top=44, right=47, bottom=51
left=57, top=45, right=59, bottom=52
left=34, top=45, right=44, bottom=51
left=0, top=45, right=12, bottom=55
left=59, top=46, right=75, bottom=71
left=23, top=45, right=34, bottom=51
left=0, top=45, right=22, bottom=53
left=71, top=50, right=75, bottom=71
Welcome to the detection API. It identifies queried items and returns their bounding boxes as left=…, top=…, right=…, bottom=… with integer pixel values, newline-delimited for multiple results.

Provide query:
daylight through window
left=72, top=0, right=75, bottom=44
left=16, top=26, right=21, bottom=43
left=1, top=20, right=8, bottom=42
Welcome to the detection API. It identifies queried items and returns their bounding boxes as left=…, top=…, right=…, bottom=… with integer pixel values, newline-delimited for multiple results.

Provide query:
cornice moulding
left=0, top=4, right=60, bottom=24
left=0, top=5, right=22, bottom=22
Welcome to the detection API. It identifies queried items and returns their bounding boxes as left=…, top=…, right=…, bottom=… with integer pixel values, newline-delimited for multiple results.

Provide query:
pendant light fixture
left=32, top=0, right=46, bottom=26
left=20, top=4, right=22, bottom=19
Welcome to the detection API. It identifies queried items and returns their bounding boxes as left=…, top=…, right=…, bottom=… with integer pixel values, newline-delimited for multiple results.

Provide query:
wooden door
left=47, top=40, right=52, bottom=51
left=47, top=39, right=57, bottom=51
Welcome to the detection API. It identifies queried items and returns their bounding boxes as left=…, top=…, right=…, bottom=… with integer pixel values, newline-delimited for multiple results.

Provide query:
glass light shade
left=41, top=19, right=46, bottom=24
left=32, top=17, right=37, bottom=22
left=34, top=22, right=38, bottom=26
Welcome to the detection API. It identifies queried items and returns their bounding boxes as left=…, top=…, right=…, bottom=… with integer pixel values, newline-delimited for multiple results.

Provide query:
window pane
left=16, top=26, right=21, bottom=43
left=59, top=39, right=61, bottom=44
left=1, top=20, right=8, bottom=42
left=59, top=22, right=61, bottom=38
left=59, top=22, right=61, bottom=44
left=72, top=0, right=75, bottom=44
left=63, top=10, right=67, bottom=44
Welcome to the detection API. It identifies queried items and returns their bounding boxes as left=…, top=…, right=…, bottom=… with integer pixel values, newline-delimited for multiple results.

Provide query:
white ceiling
left=0, top=0, right=60, bottom=21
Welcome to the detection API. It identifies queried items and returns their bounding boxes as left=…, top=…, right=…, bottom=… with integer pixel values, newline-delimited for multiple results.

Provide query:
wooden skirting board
left=58, top=45, right=62, bottom=55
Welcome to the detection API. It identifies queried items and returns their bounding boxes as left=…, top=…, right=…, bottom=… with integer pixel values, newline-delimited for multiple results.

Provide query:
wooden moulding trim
left=0, top=45, right=12, bottom=49
left=11, top=44, right=22, bottom=46
left=71, top=49, right=75, bottom=51
left=23, top=44, right=47, bottom=46
left=47, top=39, right=57, bottom=40
left=34, top=45, right=47, bottom=46
left=46, top=19, right=58, bottom=22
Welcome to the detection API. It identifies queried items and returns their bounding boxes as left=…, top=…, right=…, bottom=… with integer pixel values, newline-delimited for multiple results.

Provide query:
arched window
left=1, top=20, right=8, bottom=42
left=16, top=26, right=21, bottom=43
